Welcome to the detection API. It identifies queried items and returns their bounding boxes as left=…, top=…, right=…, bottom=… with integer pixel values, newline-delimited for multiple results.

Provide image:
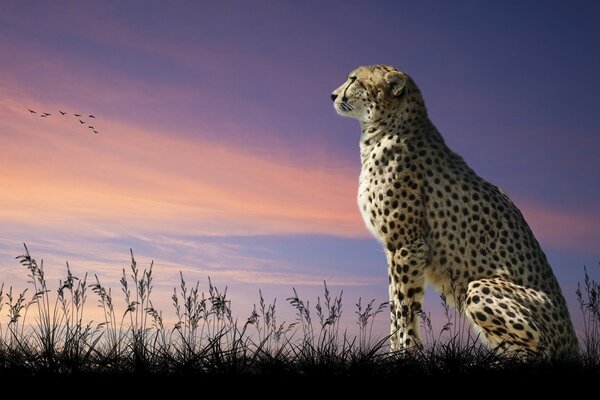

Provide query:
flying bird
left=59, top=111, right=67, bottom=115
left=88, top=126, right=94, bottom=129
left=74, top=114, right=82, bottom=117
left=89, top=115, right=95, bottom=118
left=79, top=119, right=85, bottom=124
left=27, top=109, right=36, bottom=114
left=93, top=130, right=98, bottom=134
left=42, top=112, right=51, bottom=116
left=40, top=114, right=47, bottom=118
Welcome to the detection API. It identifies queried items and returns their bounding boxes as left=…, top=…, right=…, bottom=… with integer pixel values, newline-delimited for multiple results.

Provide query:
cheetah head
left=331, top=65, right=415, bottom=124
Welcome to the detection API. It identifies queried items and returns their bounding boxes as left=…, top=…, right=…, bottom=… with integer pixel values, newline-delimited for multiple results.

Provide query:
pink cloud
left=0, top=90, right=366, bottom=239
left=517, top=199, right=600, bottom=253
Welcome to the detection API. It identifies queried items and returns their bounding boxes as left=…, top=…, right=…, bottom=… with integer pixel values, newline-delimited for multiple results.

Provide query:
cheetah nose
left=330, top=93, right=338, bottom=102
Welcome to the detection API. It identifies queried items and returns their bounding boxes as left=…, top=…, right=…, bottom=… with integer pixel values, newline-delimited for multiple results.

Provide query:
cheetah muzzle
left=331, top=64, right=578, bottom=358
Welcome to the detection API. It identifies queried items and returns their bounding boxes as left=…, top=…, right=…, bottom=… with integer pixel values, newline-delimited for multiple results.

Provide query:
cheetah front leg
left=387, top=239, right=429, bottom=351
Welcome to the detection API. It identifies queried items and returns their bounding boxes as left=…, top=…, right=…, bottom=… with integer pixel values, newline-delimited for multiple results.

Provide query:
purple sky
left=0, top=0, right=598, bottom=337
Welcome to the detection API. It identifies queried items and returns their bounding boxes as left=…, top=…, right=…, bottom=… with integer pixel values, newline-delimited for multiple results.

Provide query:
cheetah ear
left=384, top=71, right=407, bottom=97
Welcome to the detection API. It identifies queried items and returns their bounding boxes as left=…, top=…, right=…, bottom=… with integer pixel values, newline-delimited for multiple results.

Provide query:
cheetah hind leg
left=464, top=278, right=545, bottom=357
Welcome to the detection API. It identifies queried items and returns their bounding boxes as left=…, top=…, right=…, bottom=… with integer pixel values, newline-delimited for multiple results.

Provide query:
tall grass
left=576, top=264, right=600, bottom=365
left=0, top=244, right=598, bottom=376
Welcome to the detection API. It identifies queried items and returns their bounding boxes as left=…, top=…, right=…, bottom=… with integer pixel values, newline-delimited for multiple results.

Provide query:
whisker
left=341, top=102, right=353, bottom=112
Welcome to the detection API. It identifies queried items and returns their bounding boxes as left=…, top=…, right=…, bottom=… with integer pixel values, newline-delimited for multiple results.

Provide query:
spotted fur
left=331, top=65, right=578, bottom=358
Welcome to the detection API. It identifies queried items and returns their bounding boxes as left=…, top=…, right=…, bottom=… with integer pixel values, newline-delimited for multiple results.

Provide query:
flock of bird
left=27, top=109, right=101, bottom=134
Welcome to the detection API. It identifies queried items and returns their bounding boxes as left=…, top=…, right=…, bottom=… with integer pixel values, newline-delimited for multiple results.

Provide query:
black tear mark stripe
left=342, top=76, right=357, bottom=100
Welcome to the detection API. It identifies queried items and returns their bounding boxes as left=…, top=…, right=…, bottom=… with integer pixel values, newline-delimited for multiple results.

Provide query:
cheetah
left=331, top=65, right=578, bottom=358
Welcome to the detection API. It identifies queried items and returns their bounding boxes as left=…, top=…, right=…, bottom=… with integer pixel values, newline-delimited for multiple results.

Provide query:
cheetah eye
left=349, top=76, right=357, bottom=82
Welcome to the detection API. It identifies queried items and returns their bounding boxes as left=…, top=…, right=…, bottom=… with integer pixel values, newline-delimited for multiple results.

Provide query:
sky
left=0, top=0, right=599, bottom=338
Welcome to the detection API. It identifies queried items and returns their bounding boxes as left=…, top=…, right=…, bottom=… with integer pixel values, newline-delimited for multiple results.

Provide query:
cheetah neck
left=359, top=112, right=436, bottom=165
left=358, top=124, right=386, bottom=162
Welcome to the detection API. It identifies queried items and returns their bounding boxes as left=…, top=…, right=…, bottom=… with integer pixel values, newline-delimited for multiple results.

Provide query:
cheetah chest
left=358, top=167, right=380, bottom=239
left=357, top=138, right=424, bottom=247
left=357, top=145, right=404, bottom=242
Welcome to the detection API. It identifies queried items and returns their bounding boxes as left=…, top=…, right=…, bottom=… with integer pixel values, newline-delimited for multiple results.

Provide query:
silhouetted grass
left=0, top=244, right=598, bottom=378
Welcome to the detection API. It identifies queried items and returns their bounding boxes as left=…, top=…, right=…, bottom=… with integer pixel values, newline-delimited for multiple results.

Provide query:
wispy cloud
left=517, top=199, right=600, bottom=254
left=0, top=92, right=364, bottom=239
